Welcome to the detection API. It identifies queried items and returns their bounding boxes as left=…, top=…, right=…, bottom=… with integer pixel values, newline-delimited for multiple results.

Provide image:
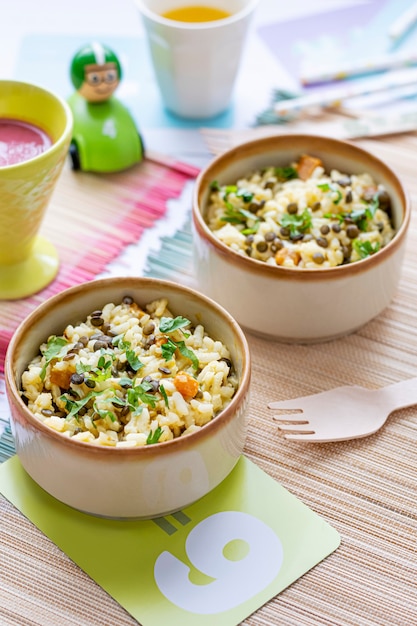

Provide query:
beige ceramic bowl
left=5, top=277, right=251, bottom=519
left=192, top=134, right=410, bottom=343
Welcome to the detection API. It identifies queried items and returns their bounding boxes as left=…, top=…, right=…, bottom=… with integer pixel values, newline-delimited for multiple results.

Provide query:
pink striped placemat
left=0, top=154, right=199, bottom=373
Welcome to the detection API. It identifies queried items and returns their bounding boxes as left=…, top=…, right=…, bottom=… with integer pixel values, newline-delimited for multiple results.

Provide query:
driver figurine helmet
left=70, top=42, right=122, bottom=103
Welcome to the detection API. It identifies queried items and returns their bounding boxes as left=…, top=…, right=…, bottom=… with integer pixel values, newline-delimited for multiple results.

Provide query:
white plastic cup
left=135, top=0, right=259, bottom=119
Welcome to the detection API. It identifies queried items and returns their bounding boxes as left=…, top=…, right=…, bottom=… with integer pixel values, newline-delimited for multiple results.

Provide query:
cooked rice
left=21, top=297, right=238, bottom=447
left=205, top=154, right=395, bottom=268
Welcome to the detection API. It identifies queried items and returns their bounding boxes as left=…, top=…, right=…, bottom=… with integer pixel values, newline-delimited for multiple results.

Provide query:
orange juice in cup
left=135, top=0, right=260, bottom=119
left=161, top=5, right=231, bottom=21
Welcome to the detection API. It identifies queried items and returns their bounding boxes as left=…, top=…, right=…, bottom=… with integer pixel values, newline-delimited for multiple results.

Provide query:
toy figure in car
left=68, top=42, right=144, bottom=172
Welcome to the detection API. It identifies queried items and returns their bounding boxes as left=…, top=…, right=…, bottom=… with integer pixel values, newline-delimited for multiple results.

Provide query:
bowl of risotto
left=192, top=134, right=410, bottom=342
left=5, top=277, right=251, bottom=519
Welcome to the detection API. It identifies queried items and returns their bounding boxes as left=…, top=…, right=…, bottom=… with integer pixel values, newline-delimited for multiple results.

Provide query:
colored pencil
left=389, top=1, right=417, bottom=41
left=300, top=50, right=417, bottom=86
left=273, top=68, right=417, bottom=118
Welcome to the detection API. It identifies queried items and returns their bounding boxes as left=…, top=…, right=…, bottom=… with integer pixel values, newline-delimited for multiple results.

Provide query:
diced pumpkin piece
left=49, top=365, right=74, bottom=389
left=296, top=154, right=323, bottom=181
left=275, top=248, right=301, bottom=266
left=174, top=371, right=199, bottom=398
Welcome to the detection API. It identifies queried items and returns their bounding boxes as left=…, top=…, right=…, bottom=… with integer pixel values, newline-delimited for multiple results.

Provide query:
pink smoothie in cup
left=0, top=118, right=52, bottom=167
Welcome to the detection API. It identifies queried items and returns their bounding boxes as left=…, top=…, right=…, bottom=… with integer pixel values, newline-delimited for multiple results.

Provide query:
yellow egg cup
left=0, top=81, right=72, bottom=300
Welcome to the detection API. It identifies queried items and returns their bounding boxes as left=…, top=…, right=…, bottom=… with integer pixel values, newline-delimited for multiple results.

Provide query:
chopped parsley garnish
left=126, top=349, right=143, bottom=372
left=358, top=194, right=380, bottom=223
left=348, top=208, right=368, bottom=231
left=75, top=362, right=92, bottom=374
left=347, top=198, right=380, bottom=231
left=210, top=179, right=254, bottom=204
left=90, top=354, right=113, bottom=382
left=159, top=384, right=169, bottom=408
left=220, top=204, right=260, bottom=226
left=224, top=184, right=238, bottom=196
left=146, top=426, right=163, bottom=445
left=92, top=406, right=117, bottom=422
left=112, top=335, right=144, bottom=372
left=117, top=376, right=133, bottom=388
left=223, top=185, right=254, bottom=203
left=60, top=389, right=105, bottom=420
left=353, top=240, right=381, bottom=259
left=325, top=191, right=381, bottom=232
left=161, top=338, right=177, bottom=361
left=236, top=188, right=254, bottom=203
left=159, top=316, right=191, bottom=335
left=40, top=336, right=69, bottom=380
left=161, top=338, right=199, bottom=371
left=317, top=182, right=343, bottom=204
left=241, top=222, right=260, bottom=236
left=126, top=382, right=157, bottom=411
left=274, top=166, right=298, bottom=181
left=280, top=209, right=312, bottom=236
left=323, top=212, right=344, bottom=224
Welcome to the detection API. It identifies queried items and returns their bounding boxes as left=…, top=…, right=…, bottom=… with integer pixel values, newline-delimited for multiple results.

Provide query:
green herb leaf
left=280, top=209, right=312, bottom=236
left=60, top=389, right=105, bottom=419
left=40, top=336, right=69, bottom=380
left=241, top=222, right=260, bottom=235
left=110, top=396, right=127, bottom=407
left=347, top=208, right=368, bottom=231
left=221, top=214, right=246, bottom=225
left=161, top=338, right=199, bottom=370
left=353, top=240, right=381, bottom=259
left=323, top=212, right=344, bottom=224
left=112, top=333, right=125, bottom=347
left=175, top=341, right=199, bottom=370
left=224, top=184, right=238, bottom=197
left=146, top=426, right=163, bottom=445
left=159, top=383, right=169, bottom=408
left=159, top=316, right=191, bottom=334
left=364, top=194, right=379, bottom=219
left=117, top=376, right=133, bottom=388
left=274, top=166, right=298, bottom=181
left=161, top=338, right=177, bottom=361
left=76, top=362, right=91, bottom=375
left=126, top=349, right=144, bottom=372
left=209, top=180, right=221, bottom=191
left=112, top=334, right=144, bottom=372
left=239, top=207, right=262, bottom=221
left=236, top=188, right=254, bottom=203
left=317, top=182, right=343, bottom=204
left=127, top=383, right=157, bottom=410
left=317, top=183, right=330, bottom=191
left=87, top=354, right=114, bottom=382
left=93, top=404, right=117, bottom=422
left=220, top=205, right=260, bottom=226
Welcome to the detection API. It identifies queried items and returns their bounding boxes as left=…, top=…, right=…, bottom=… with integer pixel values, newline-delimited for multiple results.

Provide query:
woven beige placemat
left=1, top=135, right=417, bottom=625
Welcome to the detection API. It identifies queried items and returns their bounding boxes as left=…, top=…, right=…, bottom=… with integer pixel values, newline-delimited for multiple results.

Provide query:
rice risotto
left=21, top=296, right=238, bottom=447
left=206, top=154, right=395, bottom=268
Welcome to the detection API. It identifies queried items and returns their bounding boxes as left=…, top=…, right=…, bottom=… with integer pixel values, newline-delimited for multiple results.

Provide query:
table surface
left=1, top=1, right=417, bottom=625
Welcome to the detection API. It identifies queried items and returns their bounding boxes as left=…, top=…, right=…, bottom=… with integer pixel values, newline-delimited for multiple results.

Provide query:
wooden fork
left=268, top=378, right=417, bottom=442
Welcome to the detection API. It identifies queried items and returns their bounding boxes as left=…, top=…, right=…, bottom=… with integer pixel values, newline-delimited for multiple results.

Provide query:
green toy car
left=68, top=42, right=144, bottom=173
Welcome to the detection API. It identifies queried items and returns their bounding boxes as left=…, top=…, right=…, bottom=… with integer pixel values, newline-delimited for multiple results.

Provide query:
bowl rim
left=5, top=276, right=251, bottom=456
left=192, top=133, right=411, bottom=281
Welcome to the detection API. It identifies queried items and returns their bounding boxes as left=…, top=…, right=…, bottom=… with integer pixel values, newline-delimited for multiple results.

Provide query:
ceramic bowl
left=192, top=134, right=410, bottom=343
left=5, top=277, right=251, bottom=519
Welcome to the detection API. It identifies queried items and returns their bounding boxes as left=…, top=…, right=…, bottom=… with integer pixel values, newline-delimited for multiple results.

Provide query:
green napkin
left=0, top=455, right=340, bottom=625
